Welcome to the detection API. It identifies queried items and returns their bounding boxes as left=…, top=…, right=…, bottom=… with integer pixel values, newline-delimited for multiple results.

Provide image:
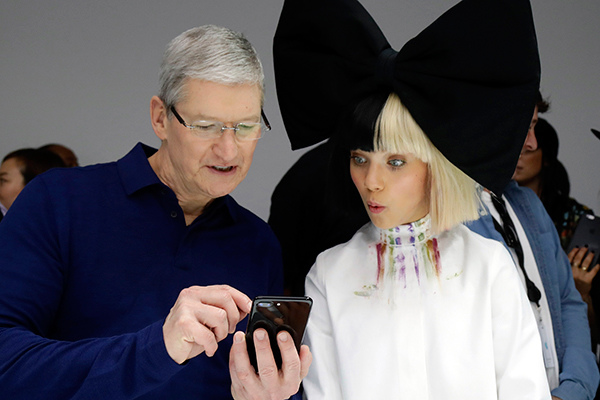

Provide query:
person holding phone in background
left=469, top=95, right=599, bottom=399
left=274, top=0, right=551, bottom=397
left=0, top=25, right=310, bottom=399
left=511, top=109, right=599, bottom=313
left=507, top=96, right=600, bottom=398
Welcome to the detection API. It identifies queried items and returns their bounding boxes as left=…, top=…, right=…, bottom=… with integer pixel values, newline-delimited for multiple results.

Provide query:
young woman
left=301, top=93, right=550, bottom=399
left=273, top=0, right=549, bottom=397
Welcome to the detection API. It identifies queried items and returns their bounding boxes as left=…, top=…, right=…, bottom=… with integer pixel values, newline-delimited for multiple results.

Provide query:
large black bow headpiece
left=274, top=0, right=541, bottom=195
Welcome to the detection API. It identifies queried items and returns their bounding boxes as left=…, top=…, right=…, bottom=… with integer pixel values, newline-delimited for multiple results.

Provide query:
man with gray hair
left=0, top=25, right=310, bottom=399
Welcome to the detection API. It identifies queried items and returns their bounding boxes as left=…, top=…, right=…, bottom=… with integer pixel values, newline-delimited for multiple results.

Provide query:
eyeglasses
left=170, top=106, right=271, bottom=141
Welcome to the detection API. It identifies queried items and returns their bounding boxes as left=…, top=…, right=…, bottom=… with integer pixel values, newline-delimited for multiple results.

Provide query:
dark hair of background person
left=39, top=143, right=79, bottom=167
left=3, top=148, right=66, bottom=184
left=535, top=119, right=569, bottom=219
left=536, top=90, right=550, bottom=113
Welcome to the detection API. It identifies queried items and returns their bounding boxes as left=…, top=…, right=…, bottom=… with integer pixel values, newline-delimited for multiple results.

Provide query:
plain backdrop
left=1, top=0, right=599, bottom=221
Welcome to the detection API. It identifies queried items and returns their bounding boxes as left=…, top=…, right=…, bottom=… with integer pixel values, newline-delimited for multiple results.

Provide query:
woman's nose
left=364, top=164, right=383, bottom=192
left=523, top=127, right=538, bottom=152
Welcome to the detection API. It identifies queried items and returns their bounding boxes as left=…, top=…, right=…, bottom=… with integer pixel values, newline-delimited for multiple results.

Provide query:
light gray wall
left=2, top=0, right=599, bottom=220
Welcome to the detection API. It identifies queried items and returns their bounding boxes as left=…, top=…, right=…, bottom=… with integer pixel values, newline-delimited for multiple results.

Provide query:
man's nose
left=212, top=130, right=239, bottom=161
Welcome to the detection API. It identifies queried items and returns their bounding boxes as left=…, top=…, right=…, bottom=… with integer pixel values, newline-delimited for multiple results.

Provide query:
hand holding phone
left=245, top=296, right=312, bottom=370
left=567, top=214, right=600, bottom=268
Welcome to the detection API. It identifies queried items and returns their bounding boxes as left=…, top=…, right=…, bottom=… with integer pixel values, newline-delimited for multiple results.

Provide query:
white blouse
left=303, top=216, right=551, bottom=400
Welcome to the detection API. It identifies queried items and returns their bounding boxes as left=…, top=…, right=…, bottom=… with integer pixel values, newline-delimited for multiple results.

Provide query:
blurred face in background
left=0, top=157, right=26, bottom=210
left=512, top=106, right=542, bottom=185
left=513, top=147, right=543, bottom=186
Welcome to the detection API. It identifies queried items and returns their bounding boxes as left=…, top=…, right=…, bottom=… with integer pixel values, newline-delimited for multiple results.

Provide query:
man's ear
left=150, top=96, right=169, bottom=140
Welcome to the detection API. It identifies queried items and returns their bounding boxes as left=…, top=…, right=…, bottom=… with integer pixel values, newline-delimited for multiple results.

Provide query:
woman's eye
left=351, top=155, right=366, bottom=165
left=389, top=159, right=405, bottom=168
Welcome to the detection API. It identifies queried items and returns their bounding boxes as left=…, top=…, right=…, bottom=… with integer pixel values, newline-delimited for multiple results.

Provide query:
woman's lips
left=367, top=201, right=385, bottom=214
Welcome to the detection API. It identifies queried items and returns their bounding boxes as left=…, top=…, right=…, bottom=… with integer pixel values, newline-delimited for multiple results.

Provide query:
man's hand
left=229, top=329, right=312, bottom=400
left=163, top=285, right=252, bottom=364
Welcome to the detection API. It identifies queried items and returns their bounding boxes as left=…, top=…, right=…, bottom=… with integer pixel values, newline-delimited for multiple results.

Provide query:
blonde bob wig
left=374, top=93, right=484, bottom=234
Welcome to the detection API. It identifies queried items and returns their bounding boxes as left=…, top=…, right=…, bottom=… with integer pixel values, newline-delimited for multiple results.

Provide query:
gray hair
left=158, top=25, right=264, bottom=111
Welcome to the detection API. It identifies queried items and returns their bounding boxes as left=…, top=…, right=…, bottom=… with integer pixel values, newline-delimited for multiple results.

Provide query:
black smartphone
left=567, top=214, right=600, bottom=267
left=245, top=296, right=312, bottom=370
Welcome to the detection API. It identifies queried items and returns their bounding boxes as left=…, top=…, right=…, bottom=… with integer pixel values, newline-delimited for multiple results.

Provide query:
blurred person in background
left=513, top=117, right=594, bottom=249
left=513, top=114, right=600, bottom=360
left=469, top=95, right=599, bottom=398
left=0, top=148, right=65, bottom=220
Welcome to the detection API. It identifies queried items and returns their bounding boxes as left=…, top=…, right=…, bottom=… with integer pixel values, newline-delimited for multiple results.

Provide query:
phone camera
left=257, top=301, right=273, bottom=307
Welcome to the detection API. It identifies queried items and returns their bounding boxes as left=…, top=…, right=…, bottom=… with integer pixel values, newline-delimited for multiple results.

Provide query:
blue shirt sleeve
left=0, top=178, right=182, bottom=399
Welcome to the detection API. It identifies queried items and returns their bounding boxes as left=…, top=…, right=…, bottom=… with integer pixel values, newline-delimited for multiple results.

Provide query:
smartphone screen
left=245, top=296, right=312, bottom=370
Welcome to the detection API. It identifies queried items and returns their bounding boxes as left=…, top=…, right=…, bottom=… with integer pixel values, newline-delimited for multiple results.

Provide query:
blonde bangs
left=374, top=93, right=434, bottom=163
left=374, top=93, right=484, bottom=234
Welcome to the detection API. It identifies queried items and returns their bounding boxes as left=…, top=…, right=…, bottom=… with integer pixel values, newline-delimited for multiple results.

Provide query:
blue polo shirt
left=0, top=143, right=283, bottom=399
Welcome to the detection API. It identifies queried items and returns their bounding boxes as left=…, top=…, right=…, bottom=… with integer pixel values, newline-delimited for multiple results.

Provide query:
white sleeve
left=302, top=255, right=343, bottom=400
left=491, top=245, right=552, bottom=400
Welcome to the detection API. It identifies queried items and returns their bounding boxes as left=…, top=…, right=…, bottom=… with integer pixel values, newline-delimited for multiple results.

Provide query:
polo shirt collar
left=116, top=142, right=238, bottom=224
left=117, top=142, right=162, bottom=195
